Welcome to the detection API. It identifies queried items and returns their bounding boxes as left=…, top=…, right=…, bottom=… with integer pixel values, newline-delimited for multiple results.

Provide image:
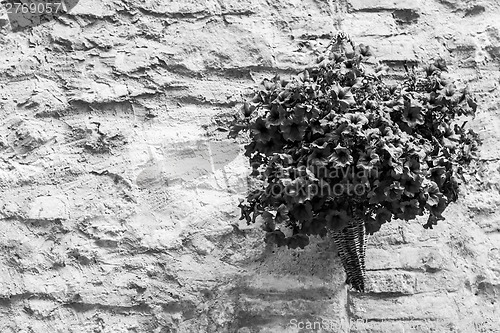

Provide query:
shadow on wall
left=1, top=0, right=79, bottom=32
left=135, top=139, right=242, bottom=188
left=228, top=233, right=349, bottom=332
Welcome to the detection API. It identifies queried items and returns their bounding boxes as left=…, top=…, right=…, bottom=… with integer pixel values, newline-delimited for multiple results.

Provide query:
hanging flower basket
left=229, top=33, right=481, bottom=292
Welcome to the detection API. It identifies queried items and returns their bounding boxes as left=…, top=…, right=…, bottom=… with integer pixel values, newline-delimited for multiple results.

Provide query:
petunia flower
left=421, top=180, right=442, bottom=207
left=284, top=177, right=316, bottom=204
left=290, top=201, right=313, bottom=222
left=254, top=136, right=285, bottom=155
left=327, top=119, right=350, bottom=142
left=379, top=123, right=396, bottom=139
left=381, top=143, right=404, bottom=166
left=275, top=204, right=290, bottom=223
left=436, top=84, right=462, bottom=105
left=325, top=209, right=349, bottom=231
left=384, top=181, right=404, bottom=202
left=428, top=166, right=447, bottom=187
left=422, top=63, right=438, bottom=77
left=328, top=143, right=353, bottom=167
left=344, top=112, right=368, bottom=128
left=331, top=84, right=356, bottom=111
left=280, top=117, right=308, bottom=142
left=266, top=103, right=286, bottom=126
left=251, top=117, right=273, bottom=142
left=402, top=98, right=425, bottom=127
left=307, top=140, right=332, bottom=169
left=375, top=207, right=392, bottom=224
left=367, top=180, right=391, bottom=204
left=365, top=128, right=381, bottom=143
left=403, top=158, right=421, bottom=180
left=401, top=176, right=422, bottom=196
left=396, top=199, right=422, bottom=220
left=357, top=150, right=380, bottom=171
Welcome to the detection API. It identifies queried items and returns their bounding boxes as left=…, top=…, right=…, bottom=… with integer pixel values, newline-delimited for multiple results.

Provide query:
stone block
left=365, top=271, right=417, bottom=294
left=342, top=13, right=397, bottom=37
left=27, top=195, right=68, bottom=221
left=350, top=319, right=459, bottom=333
left=349, top=293, right=459, bottom=321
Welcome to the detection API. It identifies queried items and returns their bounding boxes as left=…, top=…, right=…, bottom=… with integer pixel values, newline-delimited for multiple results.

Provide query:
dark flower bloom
left=429, top=195, right=448, bottom=218
left=266, top=103, right=286, bottom=126
left=357, top=150, right=380, bottom=171
left=428, top=165, right=447, bottom=187
left=438, top=123, right=459, bottom=141
left=401, top=176, right=422, bottom=196
left=368, top=180, right=391, bottom=204
left=280, top=117, right=308, bottom=142
left=375, top=207, right=392, bottom=224
left=384, top=181, right=404, bottom=202
left=276, top=203, right=290, bottom=223
left=331, top=84, right=356, bottom=111
left=381, top=143, right=404, bottom=167
left=421, top=180, right=442, bottom=207
left=285, top=177, right=313, bottom=204
left=287, top=234, right=310, bottom=249
left=326, top=119, right=350, bottom=142
left=308, top=141, right=332, bottom=170
left=403, top=158, right=421, bottom=180
left=290, top=201, right=313, bottom=222
left=436, top=84, right=462, bottom=105
left=264, top=230, right=287, bottom=247
left=254, top=136, right=285, bottom=155
left=402, top=98, right=424, bottom=127
left=261, top=211, right=277, bottom=232
left=325, top=209, right=349, bottom=231
left=423, top=63, right=438, bottom=77
left=396, top=199, right=422, bottom=220
left=329, top=144, right=353, bottom=167
left=345, top=112, right=368, bottom=128
left=379, top=123, right=396, bottom=139
left=251, top=117, right=273, bottom=142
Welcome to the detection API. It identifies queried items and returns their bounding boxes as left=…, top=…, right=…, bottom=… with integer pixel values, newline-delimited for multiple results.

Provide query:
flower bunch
left=230, top=35, right=481, bottom=249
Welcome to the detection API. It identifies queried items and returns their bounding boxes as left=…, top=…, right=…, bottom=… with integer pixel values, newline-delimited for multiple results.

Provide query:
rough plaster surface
left=0, top=0, right=500, bottom=332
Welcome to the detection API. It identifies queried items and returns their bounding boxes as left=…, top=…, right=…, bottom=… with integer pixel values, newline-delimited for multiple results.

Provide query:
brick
left=28, top=195, right=69, bottom=221
left=349, top=293, right=459, bottom=321
left=365, top=271, right=417, bottom=294
left=365, top=247, right=450, bottom=272
left=371, top=37, right=417, bottom=62
left=365, top=270, right=463, bottom=294
left=342, top=13, right=397, bottom=37
left=349, top=319, right=459, bottom=333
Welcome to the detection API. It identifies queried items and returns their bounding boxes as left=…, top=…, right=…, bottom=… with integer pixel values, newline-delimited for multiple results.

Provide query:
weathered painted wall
left=0, top=0, right=499, bottom=332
